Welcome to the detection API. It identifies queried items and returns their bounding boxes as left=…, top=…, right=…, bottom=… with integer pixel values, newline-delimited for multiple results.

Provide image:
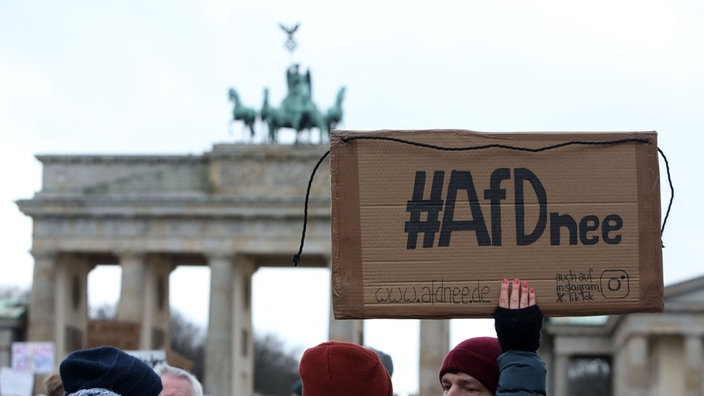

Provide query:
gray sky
left=1, top=1, right=703, bottom=394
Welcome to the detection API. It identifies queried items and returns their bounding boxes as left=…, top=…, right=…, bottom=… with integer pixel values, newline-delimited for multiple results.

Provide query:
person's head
left=366, top=347, right=394, bottom=377
left=298, top=341, right=393, bottom=396
left=155, top=363, right=203, bottom=396
left=43, top=371, right=64, bottom=396
left=59, top=345, right=163, bottom=396
left=439, top=337, right=501, bottom=396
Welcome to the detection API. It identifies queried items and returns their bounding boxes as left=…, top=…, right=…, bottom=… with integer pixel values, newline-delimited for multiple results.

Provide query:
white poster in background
left=0, top=367, right=34, bottom=396
left=11, top=342, right=55, bottom=375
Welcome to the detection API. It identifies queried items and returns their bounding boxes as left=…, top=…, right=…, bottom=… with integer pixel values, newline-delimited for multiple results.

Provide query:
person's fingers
left=529, top=287, right=536, bottom=307
left=499, top=278, right=509, bottom=308
left=519, top=281, right=529, bottom=308
left=509, top=278, right=520, bottom=309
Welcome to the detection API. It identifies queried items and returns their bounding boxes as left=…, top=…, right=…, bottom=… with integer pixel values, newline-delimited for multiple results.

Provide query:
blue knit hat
left=67, top=390, right=120, bottom=396
left=60, top=346, right=162, bottom=396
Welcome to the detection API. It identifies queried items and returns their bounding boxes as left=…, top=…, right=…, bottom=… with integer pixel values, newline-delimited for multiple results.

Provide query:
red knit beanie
left=439, top=337, right=500, bottom=393
left=299, top=341, right=393, bottom=396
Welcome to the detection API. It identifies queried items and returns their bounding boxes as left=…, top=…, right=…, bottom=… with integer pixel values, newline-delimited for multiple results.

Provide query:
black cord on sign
left=292, top=136, right=674, bottom=266
left=292, top=150, right=330, bottom=267
left=658, top=147, right=673, bottom=236
left=341, top=134, right=652, bottom=153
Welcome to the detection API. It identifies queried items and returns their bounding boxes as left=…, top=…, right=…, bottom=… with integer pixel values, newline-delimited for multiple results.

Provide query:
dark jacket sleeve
left=496, top=350, right=546, bottom=396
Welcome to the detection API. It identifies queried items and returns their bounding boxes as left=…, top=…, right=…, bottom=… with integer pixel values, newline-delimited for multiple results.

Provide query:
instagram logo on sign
left=600, top=270, right=630, bottom=299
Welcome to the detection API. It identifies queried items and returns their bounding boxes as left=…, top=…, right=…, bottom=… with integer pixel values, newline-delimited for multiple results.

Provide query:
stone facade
left=542, top=275, right=704, bottom=396
left=16, top=143, right=354, bottom=396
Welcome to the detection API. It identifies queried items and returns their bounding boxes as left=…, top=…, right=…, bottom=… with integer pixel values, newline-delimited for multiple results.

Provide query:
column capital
left=205, top=251, right=235, bottom=262
left=148, top=253, right=178, bottom=273
left=30, top=249, right=57, bottom=260
left=684, top=328, right=704, bottom=337
left=117, top=250, right=146, bottom=260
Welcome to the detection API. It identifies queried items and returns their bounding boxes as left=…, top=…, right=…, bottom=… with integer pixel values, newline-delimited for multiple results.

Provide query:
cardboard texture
left=330, top=130, right=663, bottom=319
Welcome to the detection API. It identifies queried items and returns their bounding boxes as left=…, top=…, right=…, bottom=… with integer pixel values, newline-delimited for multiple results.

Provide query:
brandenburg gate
left=17, top=143, right=378, bottom=395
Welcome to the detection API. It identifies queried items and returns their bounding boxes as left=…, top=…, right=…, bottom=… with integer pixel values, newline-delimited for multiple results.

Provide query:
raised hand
left=494, top=278, right=543, bottom=353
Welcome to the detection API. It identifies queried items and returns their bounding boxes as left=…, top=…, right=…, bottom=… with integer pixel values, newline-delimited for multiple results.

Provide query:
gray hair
left=155, top=363, right=204, bottom=396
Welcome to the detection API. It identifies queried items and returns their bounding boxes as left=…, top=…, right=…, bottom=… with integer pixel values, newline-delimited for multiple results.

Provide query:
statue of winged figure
left=229, top=22, right=345, bottom=144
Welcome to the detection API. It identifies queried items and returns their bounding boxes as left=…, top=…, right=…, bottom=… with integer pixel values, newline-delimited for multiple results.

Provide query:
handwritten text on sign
left=404, top=168, right=623, bottom=249
left=374, top=280, right=493, bottom=305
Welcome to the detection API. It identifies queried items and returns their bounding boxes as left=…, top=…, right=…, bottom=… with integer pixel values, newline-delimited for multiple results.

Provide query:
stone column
left=231, top=256, right=256, bottom=396
left=615, top=334, right=649, bottom=396
left=28, top=250, right=57, bottom=341
left=418, top=319, right=449, bottom=396
left=142, top=254, right=174, bottom=350
left=54, top=254, right=92, bottom=358
left=552, top=352, right=570, bottom=396
left=684, top=334, right=703, bottom=396
left=117, top=251, right=148, bottom=348
left=205, top=253, right=234, bottom=396
left=328, top=258, right=363, bottom=344
left=328, top=310, right=363, bottom=344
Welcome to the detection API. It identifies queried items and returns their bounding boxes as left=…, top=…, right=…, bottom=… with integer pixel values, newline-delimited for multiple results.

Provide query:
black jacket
left=497, top=350, right=546, bottom=396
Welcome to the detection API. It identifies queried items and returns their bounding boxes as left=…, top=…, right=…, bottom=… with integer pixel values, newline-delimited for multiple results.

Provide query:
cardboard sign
left=330, top=130, right=663, bottom=319
left=86, top=320, right=140, bottom=350
left=125, top=350, right=166, bottom=368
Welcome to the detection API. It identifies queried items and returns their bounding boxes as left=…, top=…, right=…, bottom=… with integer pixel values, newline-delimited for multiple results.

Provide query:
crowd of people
left=45, top=278, right=543, bottom=396
left=297, top=277, right=545, bottom=396
left=42, top=346, right=202, bottom=396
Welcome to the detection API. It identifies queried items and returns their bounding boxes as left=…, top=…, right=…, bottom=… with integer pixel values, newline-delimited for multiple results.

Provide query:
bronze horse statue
left=228, top=88, right=257, bottom=140
left=324, top=86, right=346, bottom=135
left=260, top=88, right=288, bottom=143
left=230, top=62, right=345, bottom=144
